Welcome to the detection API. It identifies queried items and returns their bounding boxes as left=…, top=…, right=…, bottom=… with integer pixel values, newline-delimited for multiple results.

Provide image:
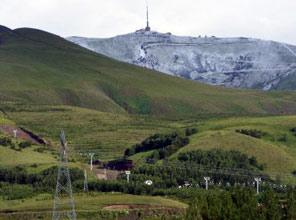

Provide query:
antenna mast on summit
left=146, top=0, right=149, bottom=28
left=145, top=0, right=151, bottom=31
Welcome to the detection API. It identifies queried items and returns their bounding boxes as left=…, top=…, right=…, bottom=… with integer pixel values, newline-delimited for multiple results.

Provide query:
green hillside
left=176, top=116, right=296, bottom=181
left=2, top=102, right=296, bottom=181
left=126, top=115, right=296, bottom=181
left=1, top=25, right=296, bottom=115
left=0, top=103, right=187, bottom=160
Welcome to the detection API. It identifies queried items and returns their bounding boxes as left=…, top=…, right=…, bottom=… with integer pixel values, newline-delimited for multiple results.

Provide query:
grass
left=0, top=126, right=79, bottom=172
left=0, top=114, right=13, bottom=125
left=2, top=103, right=188, bottom=160
left=0, top=192, right=187, bottom=211
left=1, top=26, right=296, bottom=116
left=0, top=145, right=57, bottom=170
left=0, top=193, right=186, bottom=220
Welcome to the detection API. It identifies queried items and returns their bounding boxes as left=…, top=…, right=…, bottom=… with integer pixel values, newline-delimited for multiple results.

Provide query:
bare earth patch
left=103, top=205, right=130, bottom=210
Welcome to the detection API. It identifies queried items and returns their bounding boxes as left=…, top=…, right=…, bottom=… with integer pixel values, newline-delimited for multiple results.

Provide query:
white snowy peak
left=67, top=31, right=296, bottom=90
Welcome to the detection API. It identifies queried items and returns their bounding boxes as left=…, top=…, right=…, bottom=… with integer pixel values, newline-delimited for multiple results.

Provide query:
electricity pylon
left=52, top=130, right=77, bottom=220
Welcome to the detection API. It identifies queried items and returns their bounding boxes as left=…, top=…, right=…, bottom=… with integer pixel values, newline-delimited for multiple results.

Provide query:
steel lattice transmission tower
left=52, top=130, right=77, bottom=220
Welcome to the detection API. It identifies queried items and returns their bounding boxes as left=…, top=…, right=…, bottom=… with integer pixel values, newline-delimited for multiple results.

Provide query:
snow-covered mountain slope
left=67, top=31, right=296, bottom=90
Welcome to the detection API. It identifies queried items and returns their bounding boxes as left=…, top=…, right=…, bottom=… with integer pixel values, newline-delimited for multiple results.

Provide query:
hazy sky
left=1, top=0, right=296, bottom=44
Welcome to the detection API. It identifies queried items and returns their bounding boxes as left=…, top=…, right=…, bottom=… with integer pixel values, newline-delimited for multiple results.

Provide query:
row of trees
left=120, top=149, right=268, bottom=189
left=178, top=149, right=264, bottom=170
left=185, top=187, right=296, bottom=220
left=0, top=166, right=84, bottom=199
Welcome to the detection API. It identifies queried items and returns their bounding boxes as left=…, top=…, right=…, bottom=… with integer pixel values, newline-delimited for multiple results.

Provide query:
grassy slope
left=0, top=120, right=57, bottom=172
left=0, top=145, right=58, bottom=171
left=1, top=26, right=296, bottom=115
left=0, top=193, right=186, bottom=212
left=2, top=103, right=188, bottom=160
left=0, top=116, right=79, bottom=172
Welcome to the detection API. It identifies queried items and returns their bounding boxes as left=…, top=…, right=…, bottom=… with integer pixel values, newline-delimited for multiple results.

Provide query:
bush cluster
left=0, top=136, right=13, bottom=147
left=0, top=136, right=32, bottom=151
left=0, top=183, right=35, bottom=200
left=124, top=129, right=195, bottom=157
left=235, top=129, right=267, bottom=139
left=18, top=140, right=32, bottom=149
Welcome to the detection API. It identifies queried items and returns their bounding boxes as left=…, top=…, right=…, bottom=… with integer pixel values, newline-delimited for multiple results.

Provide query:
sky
left=1, top=0, right=296, bottom=45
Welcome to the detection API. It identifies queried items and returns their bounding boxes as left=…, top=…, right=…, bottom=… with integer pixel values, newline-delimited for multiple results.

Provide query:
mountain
left=67, top=31, right=296, bottom=90
left=2, top=25, right=296, bottom=115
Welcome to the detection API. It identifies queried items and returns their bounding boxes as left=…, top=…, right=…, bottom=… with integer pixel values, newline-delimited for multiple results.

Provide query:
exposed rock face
left=67, top=32, right=296, bottom=90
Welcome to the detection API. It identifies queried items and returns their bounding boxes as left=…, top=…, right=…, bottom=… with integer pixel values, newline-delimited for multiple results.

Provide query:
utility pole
left=204, top=177, right=210, bottom=190
left=52, top=130, right=77, bottom=220
left=125, top=171, right=131, bottom=183
left=89, top=153, right=94, bottom=171
left=254, top=177, right=261, bottom=195
left=13, top=129, right=18, bottom=138
left=83, top=170, right=88, bottom=192
left=104, top=168, right=107, bottom=180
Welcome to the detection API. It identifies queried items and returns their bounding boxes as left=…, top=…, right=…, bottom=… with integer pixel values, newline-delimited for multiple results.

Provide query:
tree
left=259, top=190, right=282, bottom=220
left=231, top=187, right=260, bottom=220
left=185, top=198, right=203, bottom=220
left=286, top=189, right=296, bottom=220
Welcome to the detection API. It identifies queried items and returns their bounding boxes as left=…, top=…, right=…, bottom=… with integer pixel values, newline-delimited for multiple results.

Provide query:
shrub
left=278, top=134, right=287, bottom=142
left=31, top=163, right=38, bottom=168
left=18, top=141, right=32, bottom=149
left=34, top=147, right=45, bottom=153
left=185, top=128, right=198, bottom=136
left=0, top=137, right=13, bottom=146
